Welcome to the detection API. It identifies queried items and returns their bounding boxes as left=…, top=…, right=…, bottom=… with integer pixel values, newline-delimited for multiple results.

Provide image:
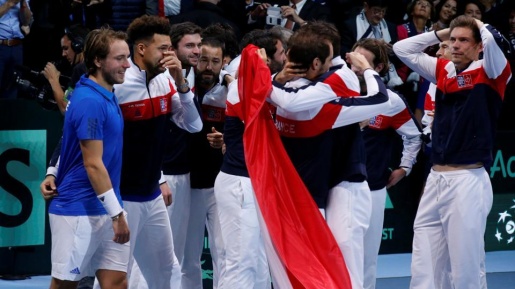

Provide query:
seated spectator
left=431, top=0, right=457, bottom=31
left=247, top=0, right=331, bottom=32
left=169, top=0, right=242, bottom=40
left=458, top=0, right=485, bottom=20
left=339, top=0, right=398, bottom=55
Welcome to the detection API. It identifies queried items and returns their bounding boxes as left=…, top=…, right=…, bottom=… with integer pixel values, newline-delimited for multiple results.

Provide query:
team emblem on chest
left=456, top=74, right=472, bottom=88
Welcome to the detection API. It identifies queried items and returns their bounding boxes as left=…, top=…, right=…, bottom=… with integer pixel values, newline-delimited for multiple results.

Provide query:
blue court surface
left=1, top=251, right=514, bottom=289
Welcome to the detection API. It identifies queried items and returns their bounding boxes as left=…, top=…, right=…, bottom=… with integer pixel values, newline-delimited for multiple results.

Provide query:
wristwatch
left=176, top=79, right=189, bottom=92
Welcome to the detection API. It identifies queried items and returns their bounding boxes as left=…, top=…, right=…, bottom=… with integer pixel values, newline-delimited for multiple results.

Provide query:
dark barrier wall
left=1, top=99, right=514, bottom=281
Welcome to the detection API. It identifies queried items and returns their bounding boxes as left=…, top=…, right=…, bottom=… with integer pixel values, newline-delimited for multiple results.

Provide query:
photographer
left=41, top=24, right=89, bottom=114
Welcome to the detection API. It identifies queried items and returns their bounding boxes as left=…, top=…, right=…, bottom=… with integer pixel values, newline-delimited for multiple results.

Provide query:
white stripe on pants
left=181, top=187, right=226, bottom=289
left=410, top=168, right=492, bottom=289
left=214, top=172, right=270, bottom=289
left=363, top=187, right=387, bottom=289
left=326, top=181, right=372, bottom=289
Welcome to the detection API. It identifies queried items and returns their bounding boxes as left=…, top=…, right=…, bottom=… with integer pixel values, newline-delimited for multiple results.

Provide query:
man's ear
left=135, top=42, right=146, bottom=56
left=478, top=42, right=484, bottom=54
left=311, top=57, right=320, bottom=71
left=93, top=56, right=102, bottom=70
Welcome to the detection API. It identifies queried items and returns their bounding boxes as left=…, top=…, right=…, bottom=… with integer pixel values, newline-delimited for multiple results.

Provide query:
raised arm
left=479, top=22, right=511, bottom=80
left=170, top=84, right=203, bottom=133
left=331, top=70, right=391, bottom=128
left=393, top=30, right=442, bottom=84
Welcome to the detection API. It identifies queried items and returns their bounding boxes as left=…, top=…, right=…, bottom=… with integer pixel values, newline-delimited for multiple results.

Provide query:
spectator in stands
left=431, top=0, right=457, bottom=31
left=458, top=0, right=485, bottom=20
left=396, top=0, right=434, bottom=123
left=247, top=0, right=331, bottom=32
left=340, top=0, right=398, bottom=55
left=169, top=0, right=241, bottom=40
left=0, top=0, right=32, bottom=99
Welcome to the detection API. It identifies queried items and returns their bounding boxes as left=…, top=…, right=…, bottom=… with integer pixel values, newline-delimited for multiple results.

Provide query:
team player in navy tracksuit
left=182, top=37, right=229, bottom=289
left=161, top=22, right=202, bottom=288
left=214, top=29, right=287, bottom=289
left=352, top=38, right=423, bottom=289
left=270, top=22, right=391, bottom=289
left=394, top=16, right=511, bottom=289
left=112, top=16, right=202, bottom=289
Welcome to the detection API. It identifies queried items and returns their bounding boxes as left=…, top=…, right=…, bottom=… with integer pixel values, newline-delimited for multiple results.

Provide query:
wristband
left=97, top=188, right=123, bottom=218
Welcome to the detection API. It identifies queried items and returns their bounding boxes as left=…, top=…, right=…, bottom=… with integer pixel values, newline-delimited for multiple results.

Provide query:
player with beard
left=182, top=37, right=228, bottom=289
left=103, top=15, right=202, bottom=289
left=43, top=27, right=131, bottom=289
left=214, top=29, right=286, bottom=289
left=160, top=21, right=202, bottom=287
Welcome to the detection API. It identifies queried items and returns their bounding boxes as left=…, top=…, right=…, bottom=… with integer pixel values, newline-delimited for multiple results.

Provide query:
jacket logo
left=369, top=116, right=383, bottom=128
left=160, top=98, right=167, bottom=112
left=457, top=74, right=472, bottom=88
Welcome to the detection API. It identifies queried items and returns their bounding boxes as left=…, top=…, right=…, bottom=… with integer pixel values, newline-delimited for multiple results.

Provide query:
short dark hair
left=202, top=23, right=239, bottom=60
left=84, top=27, right=127, bottom=75
left=170, top=22, right=202, bottom=48
left=240, top=29, right=282, bottom=61
left=127, top=15, right=171, bottom=46
left=287, top=23, right=332, bottom=69
left=296, top=21, right=341, bottom=57
left=201, top=37, right=225, bottom=57
left=352, top=38, right=391, bottom=76
left=449, top=15, right=481, bottom=44
left=64, top=24, right=90, bottom=53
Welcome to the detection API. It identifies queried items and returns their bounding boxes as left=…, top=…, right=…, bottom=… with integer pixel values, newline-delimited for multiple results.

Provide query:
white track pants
left=214, top=172, right=270, bottom=289
left=181, top=187, right=226, bottom=289
left=93, top=195, right=180, bottom=289
left=410, top=168, right=492, bottom=289
left=363, top=187, right=387, bottom=289
left=326, top=181, right=372, bottom=289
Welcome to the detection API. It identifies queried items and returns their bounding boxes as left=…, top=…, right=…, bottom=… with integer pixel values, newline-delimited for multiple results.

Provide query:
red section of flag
left=239, top=45, right=351, bottom=289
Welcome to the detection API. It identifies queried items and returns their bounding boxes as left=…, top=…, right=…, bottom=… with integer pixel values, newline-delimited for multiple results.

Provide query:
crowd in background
left=2, top=0, right=515, bottom=129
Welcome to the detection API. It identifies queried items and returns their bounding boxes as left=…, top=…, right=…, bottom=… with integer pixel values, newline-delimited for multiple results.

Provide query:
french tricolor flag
left=238, top=44, right=351, bottom=289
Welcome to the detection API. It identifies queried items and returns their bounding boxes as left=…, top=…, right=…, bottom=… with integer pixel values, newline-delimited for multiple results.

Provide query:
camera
left=266, top=6, right=282, bottom=26
left=14, top=66, right=61, bottom=111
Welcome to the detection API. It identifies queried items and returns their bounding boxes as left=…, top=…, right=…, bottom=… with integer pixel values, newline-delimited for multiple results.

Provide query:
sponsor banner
left=0, top=130, right=46, bottom=247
